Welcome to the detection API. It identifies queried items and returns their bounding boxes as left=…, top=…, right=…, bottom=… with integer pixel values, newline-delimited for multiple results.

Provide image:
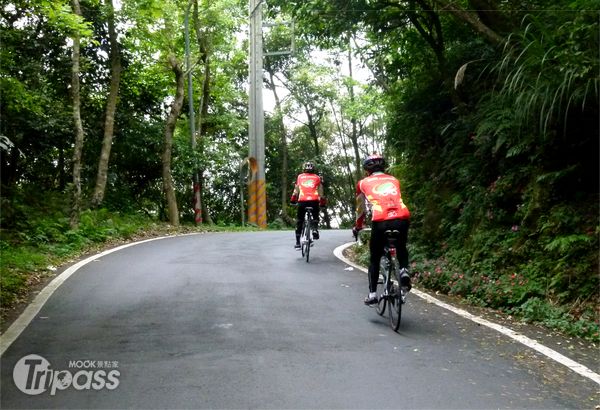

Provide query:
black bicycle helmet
left=303, top=161, right=316, bottom=173
left=363, top=154, right=386, bottom=174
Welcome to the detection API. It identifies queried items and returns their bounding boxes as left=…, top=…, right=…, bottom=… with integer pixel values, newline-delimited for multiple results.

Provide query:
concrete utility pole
left=248, top=0, right=267, bottom=228
left=185, top=3, right=202, bottom=224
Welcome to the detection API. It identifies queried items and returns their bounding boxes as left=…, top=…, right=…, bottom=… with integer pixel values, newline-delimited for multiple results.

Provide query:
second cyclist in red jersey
left=353, top=154, right=411, bottom=305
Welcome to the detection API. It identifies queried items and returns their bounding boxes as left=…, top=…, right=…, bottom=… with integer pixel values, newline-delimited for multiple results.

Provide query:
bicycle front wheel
left=388, top=266, right=403, bottom=331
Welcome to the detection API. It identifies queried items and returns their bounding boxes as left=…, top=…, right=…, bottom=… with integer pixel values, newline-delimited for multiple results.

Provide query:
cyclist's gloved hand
left=319, top=197, right=327, bottom=207
left=290, top=194, right=298, bottom=205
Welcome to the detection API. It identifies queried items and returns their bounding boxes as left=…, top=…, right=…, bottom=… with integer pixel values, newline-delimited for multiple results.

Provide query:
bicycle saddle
left=384, top=229, right=400, bottom=247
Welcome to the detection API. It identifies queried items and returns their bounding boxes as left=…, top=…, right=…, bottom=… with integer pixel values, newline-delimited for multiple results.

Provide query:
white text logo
left=13, top=354, right=120, bottom=395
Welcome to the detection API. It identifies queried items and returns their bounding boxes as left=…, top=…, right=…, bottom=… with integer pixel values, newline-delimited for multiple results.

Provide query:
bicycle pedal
left=400, top=287, right=410, bottom=301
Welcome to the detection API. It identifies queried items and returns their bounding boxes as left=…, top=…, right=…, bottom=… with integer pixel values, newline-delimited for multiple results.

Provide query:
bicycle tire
left=388, top=264, right=402, bottom=331
left=305, top=216, right=311, bottom=263
left=300, top=221, right=307, bottom=257
left=376, top=257, right=387, bottom=316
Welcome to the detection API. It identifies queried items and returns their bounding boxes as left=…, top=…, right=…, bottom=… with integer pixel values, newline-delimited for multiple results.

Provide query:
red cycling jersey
left=355, top=172, right=410, bottom=227
left=294, top=173, right=322, bottom=202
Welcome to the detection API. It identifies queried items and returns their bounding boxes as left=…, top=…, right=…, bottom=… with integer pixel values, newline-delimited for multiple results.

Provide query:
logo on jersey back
left=372, top=181, right=397, bottom=196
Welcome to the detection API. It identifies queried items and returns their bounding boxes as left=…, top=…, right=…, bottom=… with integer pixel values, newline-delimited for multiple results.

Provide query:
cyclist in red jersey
left=290, top=161, right=326, bottom=249
left=352, top=154, right=411, bottom=305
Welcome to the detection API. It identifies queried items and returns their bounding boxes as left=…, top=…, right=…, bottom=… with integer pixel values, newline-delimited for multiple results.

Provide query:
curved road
left=1, top=230, right=597, bottom=408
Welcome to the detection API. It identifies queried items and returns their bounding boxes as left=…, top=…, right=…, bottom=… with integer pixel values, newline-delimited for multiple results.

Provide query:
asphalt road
left=1, top=230, right=597, bottom=409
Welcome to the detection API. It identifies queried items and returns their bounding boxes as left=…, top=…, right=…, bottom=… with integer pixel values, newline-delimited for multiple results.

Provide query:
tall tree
left=263, top=14, right=298, bottom=225
left=70, top=0, right=85, bottom=228
left=283, top=62, right=335, bottom=159
left=265, top=69, right=293, bottom=225
left=192, top=0, right=214, bottom=224
left=162, top=55, right=185, bottom=226
left=91, top=0, right=122, bottom=207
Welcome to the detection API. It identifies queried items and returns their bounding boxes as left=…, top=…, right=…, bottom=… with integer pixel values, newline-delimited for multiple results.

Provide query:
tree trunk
left=70, top=0, right=85, bottom=229
left=91, top=0, right=121, bottom=208
left=198, top=54, right=214, bottom=225
left=330, top=99, right=356, bottom=216
left=433, top=0, right=504, bottom=45
left=408, top=1, right=447, bottom=77
left=305, top=108, right=320, bottom=158
left=409, top=1, right=464, bottom=107
left=268, top=70, right=294, bottom=226
left=162, top=55, right=185, bottom=226
left=346, top=35, right=363, bottom=184
left=193, top=5, right=214, bottom=225
left=468, top=0, right=513, bottom=34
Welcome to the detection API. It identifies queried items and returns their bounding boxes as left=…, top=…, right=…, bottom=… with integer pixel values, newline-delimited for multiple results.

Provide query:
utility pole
left=185, top=3, right=202, bottom=224
left=248, top=0, right=266, bottom=228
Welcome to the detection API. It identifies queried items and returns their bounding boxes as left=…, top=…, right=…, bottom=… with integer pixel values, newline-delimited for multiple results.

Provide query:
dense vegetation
left=1, top=1, right=597, bottom=340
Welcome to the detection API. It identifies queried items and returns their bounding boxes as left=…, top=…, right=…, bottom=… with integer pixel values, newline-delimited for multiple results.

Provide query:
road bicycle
left=300, top=207, right=315, bottom=262
left=375, top=229, right=408, bottom=331
left=356, top=228, right=408, bottom=331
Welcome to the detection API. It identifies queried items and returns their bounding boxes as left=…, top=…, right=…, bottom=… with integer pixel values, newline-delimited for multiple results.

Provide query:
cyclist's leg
left=310, top=201, right=320, bottom=239
left=392, top=218, right=411, bottom=289
left=391, top=218, right=410, bottom=269
left=295, top=203, right=305, bottom=247
left=368, top=221, right=386, bottom=293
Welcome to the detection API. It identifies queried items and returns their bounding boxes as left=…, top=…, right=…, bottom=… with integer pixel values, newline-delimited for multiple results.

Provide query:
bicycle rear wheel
left=376, top=257, right=387, bottom=316
left=388, top=266, right=403, bottom=331
left=300, top=222, right=307, bottom=257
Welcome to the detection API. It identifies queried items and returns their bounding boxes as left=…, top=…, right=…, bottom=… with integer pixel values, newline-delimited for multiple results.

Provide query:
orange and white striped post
left=246, top=157, right=258, bottom=225
left=255, top=178, right=267, bottom=228
left=245, top=157, right=267, bottom=228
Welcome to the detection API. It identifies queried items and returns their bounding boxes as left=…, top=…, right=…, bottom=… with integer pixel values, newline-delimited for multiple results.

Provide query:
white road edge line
left=333, top=241, right=600, bottom=386
left=0, top=234, right=198, bottom=357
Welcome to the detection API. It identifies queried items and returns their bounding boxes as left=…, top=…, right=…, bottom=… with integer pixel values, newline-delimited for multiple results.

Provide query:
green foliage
left=494, top=9, right=598, bottom=137
left=0, top=193, right=159, bottom=307
left=512, top=297, right=599, bottom=341
left=401, top=246, right=598, bottom=342
left=353, top=230, right=372, bottom=267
